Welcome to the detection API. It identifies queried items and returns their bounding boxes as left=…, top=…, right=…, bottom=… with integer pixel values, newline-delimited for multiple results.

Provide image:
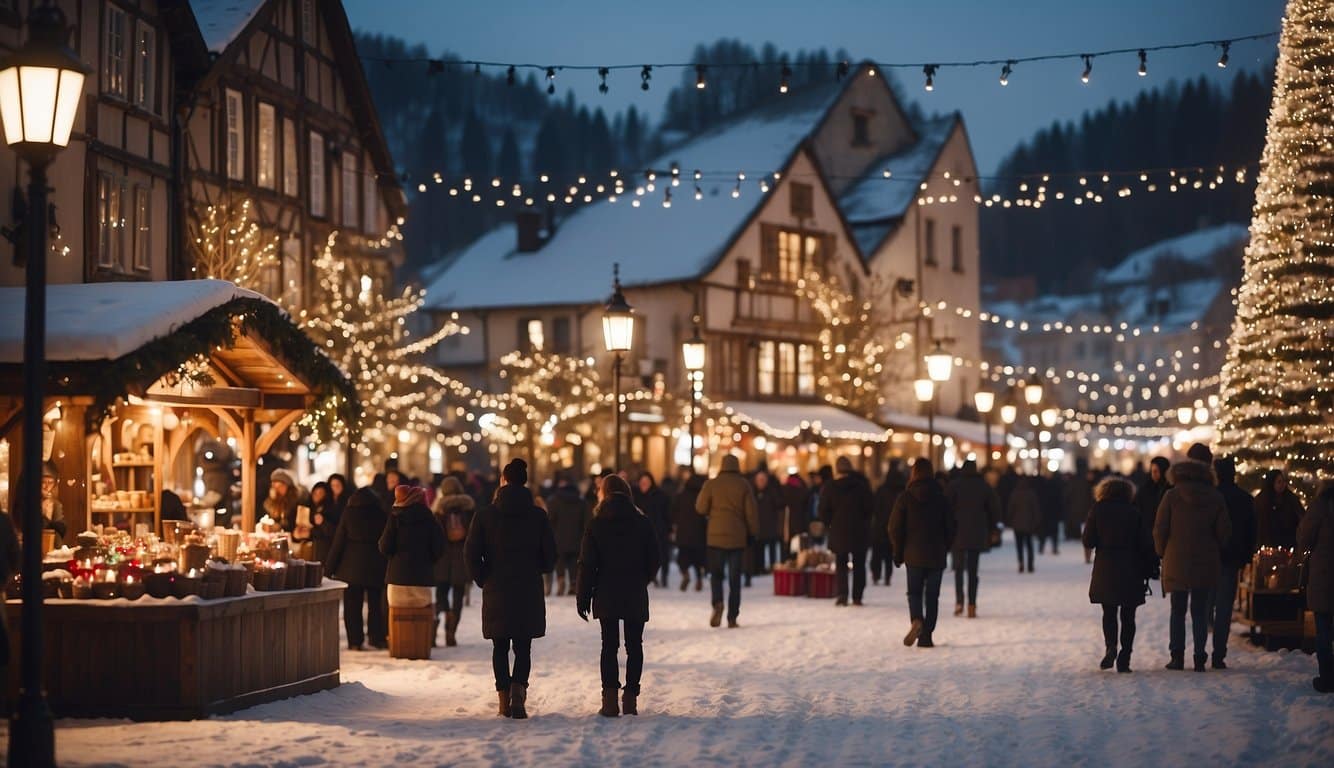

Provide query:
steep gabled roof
left=190, top=0, right=267, bottom=54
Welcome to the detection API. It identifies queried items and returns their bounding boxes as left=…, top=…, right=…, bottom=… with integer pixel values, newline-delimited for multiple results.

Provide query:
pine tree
left=1217, top=0, right=1334, bottom=496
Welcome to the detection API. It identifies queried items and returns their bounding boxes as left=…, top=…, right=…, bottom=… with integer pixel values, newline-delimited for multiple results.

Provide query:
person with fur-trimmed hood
left=1154, top=443, right=1230, bottom=672
left=1083, top=476, right=1157, bottom=673
left=432, top=476, right=476, bottom=647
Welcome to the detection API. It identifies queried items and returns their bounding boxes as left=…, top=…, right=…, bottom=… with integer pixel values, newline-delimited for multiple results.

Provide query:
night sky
left=344, top=0, right=1287, bottom=173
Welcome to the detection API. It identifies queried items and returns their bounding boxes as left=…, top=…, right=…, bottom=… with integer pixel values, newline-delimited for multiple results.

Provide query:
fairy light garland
left=1216, top=0, right=1334, bottom=496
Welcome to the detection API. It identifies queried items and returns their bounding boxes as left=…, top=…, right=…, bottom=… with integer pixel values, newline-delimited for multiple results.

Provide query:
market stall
left=0, top=279, right=358, bottom=719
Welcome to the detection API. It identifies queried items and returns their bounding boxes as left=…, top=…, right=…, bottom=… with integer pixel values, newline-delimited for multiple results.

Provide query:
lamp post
left=1039, top=406, right=1060, bottom=471
left=999, top=399, right=1017, bottom=466
left=923, top=340, right=953, bottom=466
left=974, top=388, right=995, bottom=467
left=681, top=321, right=705, bottom=473
left=601, top=264, right=634, bottom=472
left=914, top=378, right=935, bottom=462
left=0, top=5, right=89, bottom=765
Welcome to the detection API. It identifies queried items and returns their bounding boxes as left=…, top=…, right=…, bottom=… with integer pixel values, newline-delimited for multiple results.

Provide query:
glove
left=576, top=600, right=590, bottom=622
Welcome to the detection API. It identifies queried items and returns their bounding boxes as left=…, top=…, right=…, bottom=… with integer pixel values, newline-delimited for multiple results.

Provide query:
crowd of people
left=219, top=441, right=1333, bottom=720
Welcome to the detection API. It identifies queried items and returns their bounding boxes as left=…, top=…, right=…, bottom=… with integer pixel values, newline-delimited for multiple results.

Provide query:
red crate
left=806, top=569, right=836, bottom=599
left=773, top=567, right=807, bottom=596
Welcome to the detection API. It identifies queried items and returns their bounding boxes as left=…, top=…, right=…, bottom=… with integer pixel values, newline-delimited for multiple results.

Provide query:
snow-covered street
left=42, top=546, right=1334, bottom=767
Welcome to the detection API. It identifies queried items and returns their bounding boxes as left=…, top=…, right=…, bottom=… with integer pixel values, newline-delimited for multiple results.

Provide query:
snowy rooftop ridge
left=0, top=280, right=267, bottom=363
left=840, top=116, right=956, bottom=254
left=1099, top=222, right=1249, bottom=285
left=191, top=0, right=268, bottom=54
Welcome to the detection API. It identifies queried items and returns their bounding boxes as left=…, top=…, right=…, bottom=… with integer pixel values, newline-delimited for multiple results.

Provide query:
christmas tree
left=1217, top=0, right=1334, bottom=495
left=795, top=270, right=893, bottom=420
left=296, top=233, right=468, bottom=449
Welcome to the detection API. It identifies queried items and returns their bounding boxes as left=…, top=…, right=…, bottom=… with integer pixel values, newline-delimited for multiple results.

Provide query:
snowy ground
left=28, top=546, right=1334, bottom=766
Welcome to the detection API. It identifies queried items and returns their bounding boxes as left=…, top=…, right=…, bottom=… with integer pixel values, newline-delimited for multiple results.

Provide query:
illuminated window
left=757, top=341, right=776, bottom=395
left=97, top=174, right=125, bottom=270
left=225, top=89, right=244, bottom=181
left=133, top=22, right=155, bottom=111
left=104, top=6, right=127, bottom=98
left=527, top=319, right=545, bottom=351
left=282, top=118, right=299, bottom=196
left=778, top=342, right=796, bottom=396
left=257, top=103, right=276, bottom=189
left=132, top=186, right=150, bottom=271
left=797, top=344, right=815, bottom=396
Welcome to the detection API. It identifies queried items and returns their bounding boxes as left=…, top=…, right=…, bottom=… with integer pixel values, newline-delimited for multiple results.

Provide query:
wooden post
left=240, top=412, right=256, bottom=532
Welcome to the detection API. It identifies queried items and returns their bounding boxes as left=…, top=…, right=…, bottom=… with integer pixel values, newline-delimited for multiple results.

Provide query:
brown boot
left=710, top=602, right=724, bottom=628
left=953, top=603, right=964, bottom=617
left=557, top=574, right=567, bottom=597
left=967, top=605, right=977, bottom=619
left=509, top=683, right=528, bottom=719
left=497, top=690, right=511, bottom=718
left=622, top=689, right=638, bottom=716
left=599, top=687, right=620, bottom=718
left=445, top=611, right=459, bottom=647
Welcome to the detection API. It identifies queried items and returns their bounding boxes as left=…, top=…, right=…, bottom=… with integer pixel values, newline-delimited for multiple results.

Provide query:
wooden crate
left=388, top=604, right=434, bottom=660
left=5, top=582, right=344, bottom=720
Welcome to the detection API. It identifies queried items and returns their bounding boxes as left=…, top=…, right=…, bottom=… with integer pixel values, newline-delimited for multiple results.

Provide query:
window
left=951, top=225, right=963, bottom=272
left=362, top=163, right=378, bottom=233
left=256, top=103, right=276, bottom=189
left=551, top=317, right=572, bottom=354
left=282, top=118, right=298, bottom=196
left=852, top=113, right=870, bottom=146
left=225, top=89, right=244, bottom=180
left=756, top=341, right=776, bottom=396
left=923, top=218, right=937, bottom=266
left=341, top=151, right=359, bottom=228
left=300, top=0, right=317, bottom=44
left=104, top=6, right=127, bottom=97
left=797, top=344, right=815, bottom=396
left=132, top=185, right=150, bottom=271
left=133, top=22, right=155, bottom=111
left=527, top=319, right=545, bottom=351
left=97, top=174, right=125, bottom=270
left=789, top=182, right=813, bottom=219
left=281, top=237, right=303, bottom=306
left=309, top=132, right=326, bottom=216
left=777, top=342, right=796, bottom=396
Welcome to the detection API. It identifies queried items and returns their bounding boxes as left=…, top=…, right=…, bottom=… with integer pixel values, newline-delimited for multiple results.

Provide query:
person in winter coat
left=1154, top=443, right=1230, bottom=672
left=1255, top=470, right=1305, bottom=549
left=696, top=454, right=759, bottom=629
left=872, top=466, right=907, bottom=586
left=1037, top=473, right=1063, bottom=556
left=546, top=473, right=591, bottom=597
left=309, top=482, right=340, bottom=564
left=1137, top=457, right=1171, bottom=537
left=266, top=468, right=305, bottom=539
left=634, top=472, right=673, bottom=588
left=1298, top=481, right=1334, bottom=693
left=432, top=476, right=476, bottom=647
left=752, top=470, right=786, bottom=575
left=781, top=472, right=810, bottom=544
left=1083, top=476, right=1156, bottom=673
left=946, top=459, right=1001, bottom=617
left=671, top=472, right=708, bottom=591
left=327, top=488, right=390, bottom=650
left=1006, top=475, right=1042, bottom=573
left=889, top=459, right=956, bottom=648
left=380, top=485, right=446, bottom=591
left=1211, top=457, right=1258, bottom=668
left=466, top=459, right=557, bottom=719
left=576, top=474, right=660, bottom=717
left=820, top=456, right=874, bottom=606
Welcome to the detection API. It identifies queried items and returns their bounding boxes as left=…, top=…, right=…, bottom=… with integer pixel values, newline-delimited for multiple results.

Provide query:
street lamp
left=974, top=388, right=995, bottom=467
left=0, top=5, right=89, bottom=765
left=681, top=322, right=705, bottom=472
left=602, top=263, right=634, bottom=471
left=922, top=341, right=952, bottom=466
left=1039, top=407, right=1059, bottom=469
left=1023, top=373, right=1044, bottom=405
left=914, top=378, right=935, bottom=461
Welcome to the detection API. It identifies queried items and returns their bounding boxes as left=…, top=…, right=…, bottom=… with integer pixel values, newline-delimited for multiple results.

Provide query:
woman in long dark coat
left=432, top=475, right=476, bottom=647
left=1255, top=469, right=1305, bottom=549
left=1298, top=481, right=1333, bottom=693
left=327, top=488, right=389, bottom=650
left=466, top=459, right=557, bottom=719
left=577, top=474, right=660, bottom=717
left=1083, top=476, right=1156, bottom=673
left=634, top=472, right=673, bottom=587
left=888, top=459, right=955, bottom=648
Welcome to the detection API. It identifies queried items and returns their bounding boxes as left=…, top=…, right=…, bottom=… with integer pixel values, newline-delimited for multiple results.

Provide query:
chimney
left=515, top=209, right=543, bottom=253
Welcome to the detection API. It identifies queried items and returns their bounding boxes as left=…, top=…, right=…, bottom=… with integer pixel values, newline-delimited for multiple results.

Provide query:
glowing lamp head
left=925, top=342, right=953, bottom=383
left=1023, top=374, right=1044, bottom=405
left=1040, top=408, right=1059, bottom=428
left=973, top=389, right=995, bottom=415
left=0, top=4, right=90, bottom=160
left=914, top=378, right=935, bottom=403
left=681, top=332, right=705, bottom=373
left=1177, top=406, right=1193, bottom=425
left=999, top=403, right=1017, bottom=425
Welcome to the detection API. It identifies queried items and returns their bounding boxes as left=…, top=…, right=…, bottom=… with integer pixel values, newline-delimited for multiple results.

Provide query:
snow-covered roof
left=424, top=84, right=844, bottom=311
left=190, top=0, right=267, bottom=54
left=880, top=410, right=1003, bottom=446
left=1099, top=223, right=1248, bottom=285
left=840, top=117, right=956, bottom=253
left=0, top=280, right=266, bottom=363
left=722, top=400, right=889, bottom=443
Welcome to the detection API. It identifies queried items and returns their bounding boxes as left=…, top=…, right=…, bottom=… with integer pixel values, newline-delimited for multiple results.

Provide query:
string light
left=696, top=64, right=707, bottom=90
left=1137, top=49, right=1147, bottom=77
left=640, top=64, right=651, bottom=91
left=999, top=61, right=1013, bottom=86
left=779, top=63, right=792, bottom=94
left=545, top=66, right=556, bottom=94
left=1217, top=41, right=1230, bottom=68
left=1080, top=54, right=1093, bottom=83
left=922, top=64, right=936, bottom=91
left=598, top=67, right=609, bottom=94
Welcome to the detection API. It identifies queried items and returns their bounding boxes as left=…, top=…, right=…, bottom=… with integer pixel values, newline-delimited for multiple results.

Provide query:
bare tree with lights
left=188, top=198, right=281, bottom=287
left=796, top=270, right=897, bottom=420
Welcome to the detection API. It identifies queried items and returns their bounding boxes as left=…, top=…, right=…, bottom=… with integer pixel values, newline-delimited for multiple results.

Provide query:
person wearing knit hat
left=393, top=484, right=427, bottom=509
left=1186, top=443, right=1214, bottom=465
left=503, top=459, right=528, bottom=488
left=264, top=467, right=302, bottom=538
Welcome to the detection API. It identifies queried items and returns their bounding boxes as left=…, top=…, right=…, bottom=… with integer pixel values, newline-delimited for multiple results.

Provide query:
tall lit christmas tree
left=796, top=270, right=892, bottom=420
left=1217, top=0, right=1334, bottom=495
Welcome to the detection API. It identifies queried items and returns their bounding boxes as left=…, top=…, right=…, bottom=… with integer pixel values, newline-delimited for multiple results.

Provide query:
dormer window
left=852, top=112, right=870, bottom=147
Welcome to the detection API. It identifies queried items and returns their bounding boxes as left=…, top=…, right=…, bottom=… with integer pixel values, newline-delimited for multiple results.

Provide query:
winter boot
left=1211, top=655, right=1227, bottom=670
left=903, top=618, right=923, bottom=647
left=599, top=687, right=620, bottom=718
left=622, top=689, right=638, bottom=716
left=710, top=602, right=724, bottom=628
left=1100, top=647, right=1117, bottom=670
left=680, top=574, right=689, bottom=592
left=556, top=574, right=567, bottom=597
left=917, top=634, right=934, bottom=648
left=1018, top=563, right=1024, bottom=574
left=497, top=690, right=512, bottom=718
left=1165, top=654, right=1185, bottom=671
left=1116, top=649, right=1133, bottom=673
left=509, top=683, right=528, bottom=719
left=1194, top=653, right=1208, bottom=672
left=727, top=619, right=740, bottom=629
left=953, top=603, right=964, bottom=617
left=968, top=605, right=977, bottom=619
left=432, top=617, right=440, bottom=648
left=445, top=611, right=459, bottom=647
